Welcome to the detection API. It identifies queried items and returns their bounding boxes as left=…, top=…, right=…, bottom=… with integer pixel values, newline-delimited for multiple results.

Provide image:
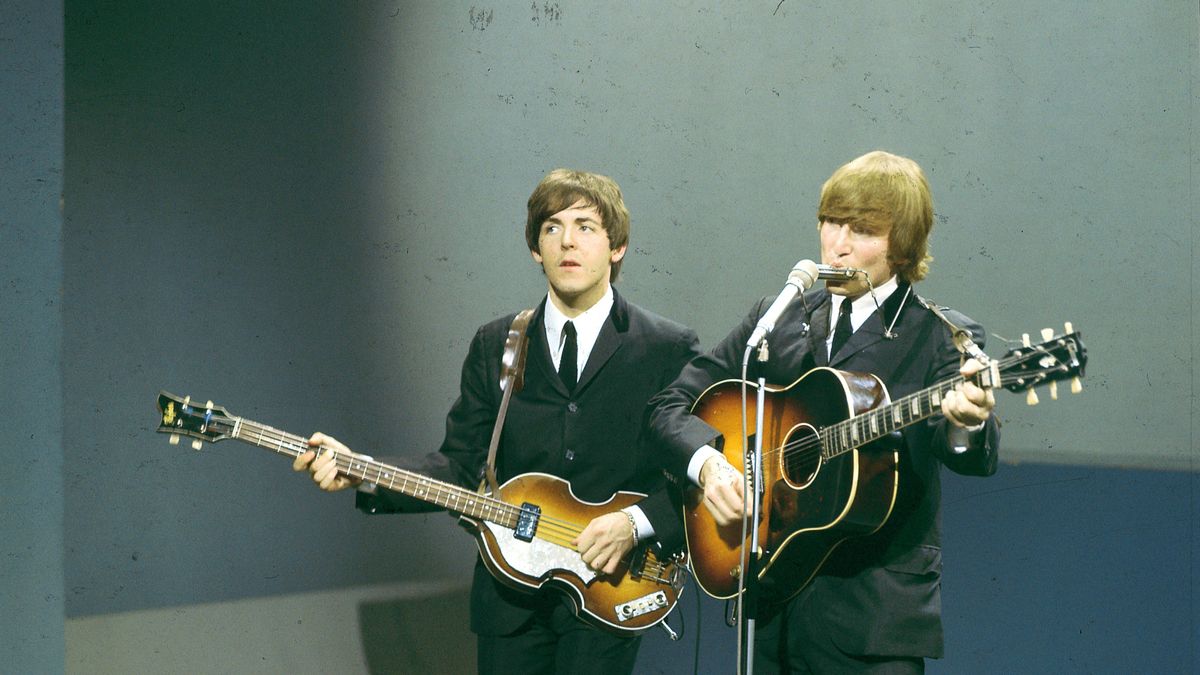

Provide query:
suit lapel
left=576, top=318, right=620, bottom=393
left=828, top=318, right=887, bottom=367
left=575, top=289, right=630, bottom=393
left=811, top=293, right=833, bottom=367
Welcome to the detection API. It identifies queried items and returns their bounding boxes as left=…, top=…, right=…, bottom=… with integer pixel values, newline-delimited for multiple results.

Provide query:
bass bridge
left=614, top=548, right=687, bottom=624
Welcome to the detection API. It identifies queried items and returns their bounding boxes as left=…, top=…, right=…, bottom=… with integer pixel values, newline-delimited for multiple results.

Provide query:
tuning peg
left=1049, top=380, right=1058, bottom=400
left=169, top=434, right=180, bottom=445
left=1026, top=388, right=1039, bottom=406
left=1064, top=321, right=1074, bottom=334
left=192, top=439, right=203, bottom=451
left=206, top=400, right=214, bottom=409
left=1022, top=333, right=1032, bottom=348
left=1041, top=328, right=1054, bottom=342
left=1071, top=376, right=1082, bottom=394
left=182, top=395, right=191, bottom=407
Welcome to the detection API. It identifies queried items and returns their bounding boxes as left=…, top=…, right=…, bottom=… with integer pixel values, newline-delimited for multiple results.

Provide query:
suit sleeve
left=634, top=325, right=704, bottom=553
left=646, top=298, right=769, bottom=481
left=922, top=311, right=1000, bottom=477
left=357, top=323, right=501, bottom=514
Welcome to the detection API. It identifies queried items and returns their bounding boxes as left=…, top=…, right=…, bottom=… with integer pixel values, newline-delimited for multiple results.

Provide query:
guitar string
left=768, top=352, right=1050, bottom=469
left=224, top=422, right=668, bottom=571
left=758, top=347, right=1070, bottom=475
left=767, top=349, right=1064, bottom=474
left=307, top=446, right=663, bottom=563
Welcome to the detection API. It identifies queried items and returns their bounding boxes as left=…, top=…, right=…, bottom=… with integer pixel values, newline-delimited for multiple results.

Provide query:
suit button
left=565, top=449, right=575, bottom=460
left=567, top=402, right=579, bottom=413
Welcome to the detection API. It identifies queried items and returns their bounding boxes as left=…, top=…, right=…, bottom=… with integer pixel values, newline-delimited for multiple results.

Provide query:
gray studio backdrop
left=51, top=1, right=1197, bottom=673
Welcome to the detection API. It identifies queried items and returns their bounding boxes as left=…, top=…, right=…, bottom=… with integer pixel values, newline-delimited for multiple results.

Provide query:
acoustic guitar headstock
left=998, top=322, right=1087, bottom=405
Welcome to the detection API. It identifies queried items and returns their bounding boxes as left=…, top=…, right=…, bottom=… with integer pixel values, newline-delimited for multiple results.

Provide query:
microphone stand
left=736, top=340, right=769, bottom=675
left=733, top=261, right=841, bottom=672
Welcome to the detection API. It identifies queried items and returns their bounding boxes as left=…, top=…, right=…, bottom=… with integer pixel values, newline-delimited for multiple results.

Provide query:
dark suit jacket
left=647, top=283, right=999, bottom=658
left=358, top=288, right=701, bottom=636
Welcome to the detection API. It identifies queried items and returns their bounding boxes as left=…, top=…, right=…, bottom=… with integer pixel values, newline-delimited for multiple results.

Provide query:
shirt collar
left=543, top=285, right=614, bottom=366
left=829, top=275, right=899, bottom=332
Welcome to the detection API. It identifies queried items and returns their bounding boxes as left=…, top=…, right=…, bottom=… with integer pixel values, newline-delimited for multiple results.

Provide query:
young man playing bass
left=295, top=168, right=700, bottom=674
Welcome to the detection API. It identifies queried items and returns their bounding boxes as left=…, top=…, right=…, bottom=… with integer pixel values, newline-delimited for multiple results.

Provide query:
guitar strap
left=479, top=308, right=535, bottom=496
left=916, top=294, right=989, bottom=363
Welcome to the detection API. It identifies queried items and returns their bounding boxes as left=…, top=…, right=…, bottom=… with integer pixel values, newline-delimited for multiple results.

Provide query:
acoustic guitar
left=683, top=325, right=1087, bottom=602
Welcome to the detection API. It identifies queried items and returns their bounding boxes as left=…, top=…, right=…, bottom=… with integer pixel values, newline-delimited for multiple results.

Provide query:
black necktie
left=560, top=321, right=577, bottom=392
left=829, top=299, right=853, bottom=359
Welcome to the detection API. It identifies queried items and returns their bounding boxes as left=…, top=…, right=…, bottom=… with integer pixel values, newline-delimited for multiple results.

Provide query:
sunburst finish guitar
left=155, top=392, right=687, bottom=635
left=684, top=325, right=1087, bottom=602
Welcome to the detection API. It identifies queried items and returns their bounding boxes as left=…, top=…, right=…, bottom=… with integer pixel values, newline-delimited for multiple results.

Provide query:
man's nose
left=829, top=224, right=851, bottom=252
left=560, top=225, right=576, bottom=248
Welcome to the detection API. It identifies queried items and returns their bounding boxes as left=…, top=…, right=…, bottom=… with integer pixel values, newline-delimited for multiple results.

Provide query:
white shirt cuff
left=948, top=422, right=986, bottom=454
left=622, top=505, right=655, bottom=540
left=687, top=444, right=724, bottom=486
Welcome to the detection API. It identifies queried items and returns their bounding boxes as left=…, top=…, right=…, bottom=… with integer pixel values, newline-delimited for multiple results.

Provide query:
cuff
left=687, top=445, right=724, bottom=486
left=622, top=505, right=655, bottom=541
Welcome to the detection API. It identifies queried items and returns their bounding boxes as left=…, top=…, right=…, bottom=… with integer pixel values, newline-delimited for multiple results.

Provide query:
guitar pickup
left=513, top=502, right=540, bottom=542
left=615, top=591, right=668, bottom=622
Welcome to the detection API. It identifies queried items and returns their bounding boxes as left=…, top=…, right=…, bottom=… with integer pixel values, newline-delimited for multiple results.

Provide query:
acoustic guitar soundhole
left=779, top=423, right=822, bottom=488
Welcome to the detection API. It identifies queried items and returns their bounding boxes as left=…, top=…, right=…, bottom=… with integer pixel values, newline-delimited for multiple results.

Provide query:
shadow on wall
left=359, top=586, right=476, bottom=674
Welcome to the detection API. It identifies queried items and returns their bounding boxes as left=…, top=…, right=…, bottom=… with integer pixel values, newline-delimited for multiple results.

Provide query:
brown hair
left=526, top=169, right=631, bottom=281
left=818, top=150, right=934, bottom=282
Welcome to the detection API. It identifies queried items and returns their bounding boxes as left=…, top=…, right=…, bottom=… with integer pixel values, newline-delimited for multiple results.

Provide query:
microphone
left=746, top=259, right=820, bottom=348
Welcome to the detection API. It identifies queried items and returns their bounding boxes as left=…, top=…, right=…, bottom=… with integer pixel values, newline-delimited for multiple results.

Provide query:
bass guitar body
left=684, top=367, right=900, bottom=601
left=460, top=473, right=684, bottom=633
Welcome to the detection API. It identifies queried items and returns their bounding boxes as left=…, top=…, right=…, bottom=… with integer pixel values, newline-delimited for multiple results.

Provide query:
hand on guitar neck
left=940, top=358, right=996, bottom=429
left=293, top=432, right=364, bottom=492
left=293, top=432, right=639, bottom=576
left=694, top=357, right=996, bottom=528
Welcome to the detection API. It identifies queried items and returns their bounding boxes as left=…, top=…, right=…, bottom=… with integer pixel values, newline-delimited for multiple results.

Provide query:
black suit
left=648, top=283, right=998, bottom=666
left=358, top=288, right=700, bottom=640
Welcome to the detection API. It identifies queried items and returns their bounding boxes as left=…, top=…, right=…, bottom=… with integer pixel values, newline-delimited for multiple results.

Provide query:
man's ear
left=609, top=244, right=627, bottom=264
left=531, top=247, right=544, bottom=265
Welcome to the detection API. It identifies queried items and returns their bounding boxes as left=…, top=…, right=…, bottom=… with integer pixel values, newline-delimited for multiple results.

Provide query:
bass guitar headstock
left=997, top=322, right=1087, bottom=405
left=156, top=391, right=237, bottom=450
